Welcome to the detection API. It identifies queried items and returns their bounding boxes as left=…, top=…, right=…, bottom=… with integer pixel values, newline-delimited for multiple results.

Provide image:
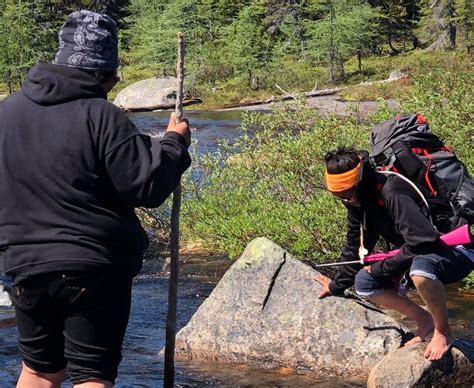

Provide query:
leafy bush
left=181, top=103, right=368, bottom=260
left=464, top=272, right=474, bottom=289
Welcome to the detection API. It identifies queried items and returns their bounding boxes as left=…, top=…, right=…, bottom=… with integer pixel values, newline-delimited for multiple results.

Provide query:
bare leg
left=368, top=288, right=434, bottom=345
left=411, top=275, right=453, bottom=361
left=75, top=380, right=113, bottom=388
left=17, top=362, right=65, bottom=388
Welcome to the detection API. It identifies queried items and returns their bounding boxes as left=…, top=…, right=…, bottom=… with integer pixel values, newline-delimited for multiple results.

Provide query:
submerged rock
left=174, top=237, right=410, bottom=377
left=0, top=285, right=11, bottom=307
left=367, top=339, right=474, bottom=387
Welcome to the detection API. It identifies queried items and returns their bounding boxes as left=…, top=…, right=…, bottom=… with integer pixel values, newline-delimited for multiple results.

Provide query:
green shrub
left=464, top=272, right=474, bottom=289
left=181, top=103, right=369, bottom=260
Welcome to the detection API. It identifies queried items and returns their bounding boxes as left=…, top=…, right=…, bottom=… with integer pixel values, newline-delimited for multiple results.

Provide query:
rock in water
left=367, top=339, right=474, bottom=386
left=0, top=284, right=11, bottom=307
left=113, top=77, right=177, bottom=111
left=174, top=237, right=410, bottom=377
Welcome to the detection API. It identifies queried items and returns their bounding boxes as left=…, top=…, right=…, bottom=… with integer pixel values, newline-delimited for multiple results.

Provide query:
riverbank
left=217, top=94, right=399, bottom=121
left=112, top=50, right=465, bottom=111
left=215, top=72, right=404, bottom=114
left=113, top=71, right=404, bottom=114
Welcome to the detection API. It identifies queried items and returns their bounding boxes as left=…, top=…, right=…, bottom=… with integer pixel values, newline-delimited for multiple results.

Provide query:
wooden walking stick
left=164, top=32, right=184, bottom=387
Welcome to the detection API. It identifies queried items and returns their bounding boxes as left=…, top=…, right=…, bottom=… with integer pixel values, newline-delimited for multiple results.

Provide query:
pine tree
left=305, top=0, right=382, bottom=82
left=457, top=0, right=473, bottom=52
left=223, top=2, right=269, bottom=87
left=367, top=0, right=423, bottom=52
left=421, top=0, right=464, bottom=51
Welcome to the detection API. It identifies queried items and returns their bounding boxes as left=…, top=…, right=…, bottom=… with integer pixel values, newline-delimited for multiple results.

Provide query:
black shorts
left=11, top=269, right=133, bottom=384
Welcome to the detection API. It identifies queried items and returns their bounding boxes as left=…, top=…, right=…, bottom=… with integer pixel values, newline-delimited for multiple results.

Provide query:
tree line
left=0, top=0, right=472, bottom=94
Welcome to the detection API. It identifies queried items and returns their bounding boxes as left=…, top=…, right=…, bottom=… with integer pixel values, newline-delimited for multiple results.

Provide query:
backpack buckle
left=381, top=148, right=396, bottom=170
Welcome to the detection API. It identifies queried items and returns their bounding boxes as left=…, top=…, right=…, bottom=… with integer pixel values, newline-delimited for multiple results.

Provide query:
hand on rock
left=313, top=274, right=332, bottom=299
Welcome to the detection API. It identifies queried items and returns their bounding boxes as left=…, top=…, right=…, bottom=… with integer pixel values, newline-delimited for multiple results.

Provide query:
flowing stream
left=0, top=110, right=472, bottom=386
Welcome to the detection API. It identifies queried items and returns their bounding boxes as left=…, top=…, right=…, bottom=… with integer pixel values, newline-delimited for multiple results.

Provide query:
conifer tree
left=457, top=0, right=473, bottom=52
left=305, top=0, right=381, bottom=82
left=367, top=0, right=422, bottom=52
left=223, top=2, right=269, bottom=87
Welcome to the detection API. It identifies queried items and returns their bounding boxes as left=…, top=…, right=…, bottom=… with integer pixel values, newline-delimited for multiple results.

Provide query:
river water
left=0, top=110, right=472, bottom=386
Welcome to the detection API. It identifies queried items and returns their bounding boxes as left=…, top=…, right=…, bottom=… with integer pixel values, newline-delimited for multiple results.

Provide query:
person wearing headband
left=324, top=154, right=362, bottom=207
left=0, top=10, right=191, bottom=388
left=313, top=147, right=473, bottom=362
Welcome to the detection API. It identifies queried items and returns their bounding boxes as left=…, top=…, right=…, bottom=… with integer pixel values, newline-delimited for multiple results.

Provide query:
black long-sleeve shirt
left=329, top=164, right=443, bottom=295
left=0, top=63, right=191, bottom=283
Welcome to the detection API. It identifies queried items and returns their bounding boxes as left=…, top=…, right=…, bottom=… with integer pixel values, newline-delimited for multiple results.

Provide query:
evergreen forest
left=0, top=0, right=472, bottom=105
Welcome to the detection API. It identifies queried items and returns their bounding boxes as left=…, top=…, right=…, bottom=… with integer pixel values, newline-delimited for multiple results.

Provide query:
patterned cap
left=54, top=10, right=119, bottom=70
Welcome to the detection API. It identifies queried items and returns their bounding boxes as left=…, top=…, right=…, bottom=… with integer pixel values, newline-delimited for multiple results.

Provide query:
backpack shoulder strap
left=377, top=170, right=434, bottom=225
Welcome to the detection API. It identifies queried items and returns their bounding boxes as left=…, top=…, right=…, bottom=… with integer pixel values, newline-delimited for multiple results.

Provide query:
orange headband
left=325, top=162, right=361, bottom=192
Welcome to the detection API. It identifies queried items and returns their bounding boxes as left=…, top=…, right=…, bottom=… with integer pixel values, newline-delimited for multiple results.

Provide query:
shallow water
left=130, top=110, right=245, bottom=155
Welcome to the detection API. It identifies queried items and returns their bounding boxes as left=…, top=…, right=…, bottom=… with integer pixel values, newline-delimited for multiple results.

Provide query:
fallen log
left=119, top=98, right=202, bottom=112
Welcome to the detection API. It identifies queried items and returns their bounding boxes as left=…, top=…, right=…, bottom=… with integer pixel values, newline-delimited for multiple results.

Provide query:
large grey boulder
left=113, top=77, right=178, bottom=111
left=174, top=237, right=410, bottom=377
left=368, top=339, right=474, bottom=387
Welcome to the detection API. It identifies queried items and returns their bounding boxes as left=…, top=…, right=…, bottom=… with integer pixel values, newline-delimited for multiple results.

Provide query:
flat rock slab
left=368, top=338, right=474, bottom=386
left=174, top=237, right=410, bottom=377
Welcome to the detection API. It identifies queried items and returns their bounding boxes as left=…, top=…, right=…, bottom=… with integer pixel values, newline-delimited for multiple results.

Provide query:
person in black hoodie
left=0, top=10, right=191, bottom=388
left=313, top=147, right=473, bottom=362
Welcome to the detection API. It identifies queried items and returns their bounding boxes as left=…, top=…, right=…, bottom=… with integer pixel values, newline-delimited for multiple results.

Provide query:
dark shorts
left=355, top=246, right=474, bottom=297
left=11, top=269, right=133, bottom=384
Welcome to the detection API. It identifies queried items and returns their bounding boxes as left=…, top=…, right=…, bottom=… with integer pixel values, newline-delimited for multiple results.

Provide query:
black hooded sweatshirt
left=328, top=155, right=445, bottom=295
left=0, top=63, right=191, bottom=283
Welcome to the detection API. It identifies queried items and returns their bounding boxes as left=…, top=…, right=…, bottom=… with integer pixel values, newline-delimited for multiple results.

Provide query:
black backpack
left=369, top=113, right=474, bottom=231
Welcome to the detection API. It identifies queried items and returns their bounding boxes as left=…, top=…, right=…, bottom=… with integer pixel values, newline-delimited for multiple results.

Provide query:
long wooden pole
left=164, top=32, right=184, bottom=387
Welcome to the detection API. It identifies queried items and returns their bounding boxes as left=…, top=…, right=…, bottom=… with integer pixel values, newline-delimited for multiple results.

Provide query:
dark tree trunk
left=338, top=60, right=345, bottom=80
left=328, top=0, right=335, bottom=83
left=447, top=0, right=457, bottom=49
left=387, top=33, right=400, bottom=54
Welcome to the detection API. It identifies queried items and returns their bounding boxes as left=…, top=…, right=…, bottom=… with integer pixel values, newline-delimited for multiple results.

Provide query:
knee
left=74, top=379, right=113, bottom=388
left=354, top=269, right=384, bottom=297
left=410, top=256, right=439, bottom=282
